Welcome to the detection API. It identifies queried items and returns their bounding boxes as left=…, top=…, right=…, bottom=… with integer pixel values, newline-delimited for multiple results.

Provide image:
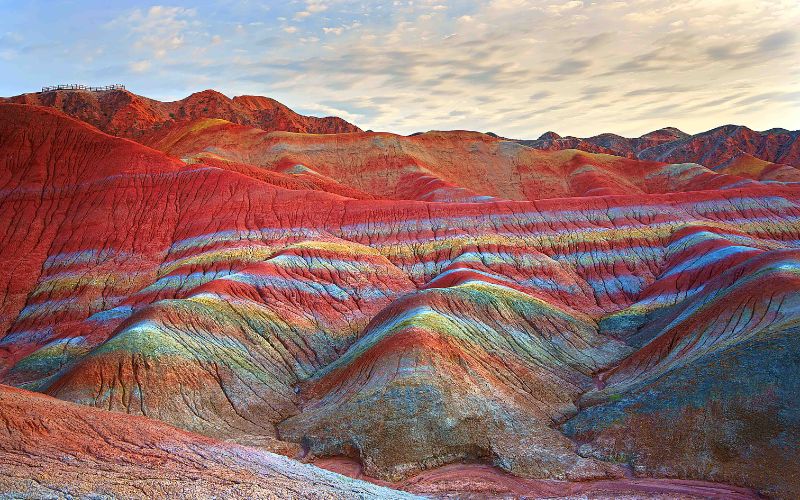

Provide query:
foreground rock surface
left=0, top=384, right=415, bottom=499
left=315, top=458, right=762, bottom=499
left=0, top=384, right=763, bottom=499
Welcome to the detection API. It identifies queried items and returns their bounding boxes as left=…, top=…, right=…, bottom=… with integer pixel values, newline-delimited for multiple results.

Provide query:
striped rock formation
left=0, top=97, right=798, bottom=497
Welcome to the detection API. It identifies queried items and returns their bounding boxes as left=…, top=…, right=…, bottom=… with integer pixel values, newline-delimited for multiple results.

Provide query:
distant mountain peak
left=538, top=131, right=562, bottom=141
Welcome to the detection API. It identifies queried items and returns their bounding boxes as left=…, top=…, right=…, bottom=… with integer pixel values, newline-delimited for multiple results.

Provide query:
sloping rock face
left=0, top=100, right=798, bottom=497
left=521, top=125, right=800, bottom=181
left=563, top=248, right=800, bottom=498
left=0, top=384, right=415, bottom=499
left=2, top=88, right=361, bottom=137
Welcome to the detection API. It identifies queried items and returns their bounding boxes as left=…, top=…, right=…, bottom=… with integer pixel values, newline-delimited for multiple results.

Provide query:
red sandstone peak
left=640, top=126, right=688, bottom=141
left=2, top=87, right=362, bottom=138
left=537, top=131, right=562, bottom=141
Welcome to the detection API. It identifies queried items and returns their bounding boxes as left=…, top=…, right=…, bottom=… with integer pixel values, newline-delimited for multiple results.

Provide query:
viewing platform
left=40, top=84, right=125, bottom=93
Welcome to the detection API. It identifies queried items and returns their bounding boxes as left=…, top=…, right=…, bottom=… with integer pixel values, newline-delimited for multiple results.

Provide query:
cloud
left=4, top=0, right=800, bottom=138
left=302, top=103, right=362, bottom=122
left=570, top=32, right=615, bottom=53
left=736, top=90, right=800, bottom=106
left=707, top=29, right=797, bottom=63
left=529, top=90, right=554, bottom=101
left=0, top=31, right=22, bottom=47
left=623, top=85, right=694, bottom=98
left=706, top=43, right=735, bottom=61
left=581, top=85, right=611, bottom=97
left=539, top=58, right=591, bottom=81
left=757, top=30, right=796, bottom=53
left=0, top=32, right=23, bottom=60
left=546, top=1, right=584, bottom=15
left=295, top=1, right=328, bottom=20
left=112, top=6, right=197, bottom=59
left=129, top=60, right=152, bottom=73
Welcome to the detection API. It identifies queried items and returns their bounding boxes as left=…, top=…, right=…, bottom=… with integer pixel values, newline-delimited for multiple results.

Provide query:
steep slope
left=0, top=103, right=186, bottom=341
left=0, top=384, right=760, bottom=499
left=563, top=243, right=800, bottom=498
left=2, top=102, right=800, bottom=496
left=0, top=384, right=414, bottom=498
left=2, top=88, right=361, bottom=137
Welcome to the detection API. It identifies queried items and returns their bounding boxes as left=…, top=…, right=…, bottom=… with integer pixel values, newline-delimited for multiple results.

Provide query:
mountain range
left=519, top=125, right=800, bottom=181
left=0, top=88, right=798, bottom=499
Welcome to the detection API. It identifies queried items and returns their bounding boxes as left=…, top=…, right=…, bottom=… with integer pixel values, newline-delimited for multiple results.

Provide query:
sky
left=1, top=0, right=799, bottom=138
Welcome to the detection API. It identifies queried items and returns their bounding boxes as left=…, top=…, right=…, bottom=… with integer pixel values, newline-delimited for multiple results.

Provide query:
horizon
left=2, top=1, right=799, bottom=138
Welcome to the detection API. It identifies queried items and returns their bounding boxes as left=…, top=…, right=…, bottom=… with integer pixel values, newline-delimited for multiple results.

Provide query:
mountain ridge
left=2, top=88, right=362, bottom=138
left=520, top=124, right=800, bottom=175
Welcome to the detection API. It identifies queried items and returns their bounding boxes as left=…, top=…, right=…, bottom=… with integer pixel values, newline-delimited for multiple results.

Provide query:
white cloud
left=546, top=1, right=583, bottom=15
left=129, top=60, right=151, bottom=73
left=295, top=0, right=329, bottom=20
left=262, top=0, right=800, bottom=136
left=113, top=5, right=197, bottom=59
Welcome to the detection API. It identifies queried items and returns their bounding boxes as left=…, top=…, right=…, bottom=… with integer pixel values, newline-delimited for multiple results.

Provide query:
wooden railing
left=41, top=84, right=125, bottom=92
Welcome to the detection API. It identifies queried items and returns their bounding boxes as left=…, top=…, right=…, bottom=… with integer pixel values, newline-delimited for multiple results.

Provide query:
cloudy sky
left=2, top=0, right=799, bottom=137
